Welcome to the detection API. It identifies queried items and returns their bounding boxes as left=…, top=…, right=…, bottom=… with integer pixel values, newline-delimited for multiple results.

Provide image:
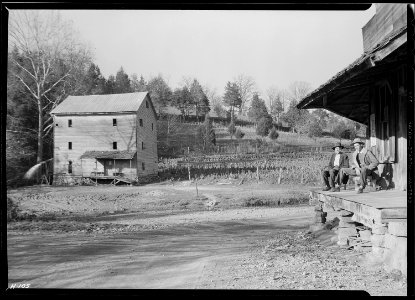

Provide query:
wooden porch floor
left=88, top=175, right=134, bottom=185
left=309, top=186, right=407, bottom=228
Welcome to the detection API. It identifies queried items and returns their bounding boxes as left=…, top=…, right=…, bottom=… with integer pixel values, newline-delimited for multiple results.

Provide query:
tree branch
left=11, top=57, right=37, bottom=81
left=13, top=73, right=39, bottom=101
left=41, top=72, right=71, bottom=97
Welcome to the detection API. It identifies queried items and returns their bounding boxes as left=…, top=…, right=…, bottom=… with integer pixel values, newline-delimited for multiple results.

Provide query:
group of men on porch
left=322, top=138, right=379, bottom=194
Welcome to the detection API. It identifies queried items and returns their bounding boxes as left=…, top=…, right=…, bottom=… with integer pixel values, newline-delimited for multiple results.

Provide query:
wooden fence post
left=256, top=166, right=259, bottom=182
left=188, top=165, right=191, bottom=181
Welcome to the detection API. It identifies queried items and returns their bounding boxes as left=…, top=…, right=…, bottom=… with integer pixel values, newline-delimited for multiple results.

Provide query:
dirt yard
left=7, top=182, right=407, bottom=295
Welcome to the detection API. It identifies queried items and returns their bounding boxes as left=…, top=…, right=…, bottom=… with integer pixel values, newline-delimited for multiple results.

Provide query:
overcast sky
left=58, top=6, right=376, bottom=96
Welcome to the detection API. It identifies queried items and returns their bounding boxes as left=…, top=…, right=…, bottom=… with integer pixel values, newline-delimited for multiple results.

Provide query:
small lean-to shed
left=297, top=4, right=409, bottom=191
left=50, top=92, right=158, bottom=181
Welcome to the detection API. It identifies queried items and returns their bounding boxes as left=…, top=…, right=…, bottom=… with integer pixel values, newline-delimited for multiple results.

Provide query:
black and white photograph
left=4, top=3, right=413, bottom=295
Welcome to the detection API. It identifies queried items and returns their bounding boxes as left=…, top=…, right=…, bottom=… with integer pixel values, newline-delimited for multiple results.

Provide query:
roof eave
left=297, top=56, right=374, bottom=110
left=51, top=111, right=138, bottom=116
left=297, top=26, right=407, bottom=110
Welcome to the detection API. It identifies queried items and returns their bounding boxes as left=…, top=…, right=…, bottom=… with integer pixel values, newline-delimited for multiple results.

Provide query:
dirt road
left=7, top=183, right=407, bottom=294
left=7, top=206, right=406, bottom=294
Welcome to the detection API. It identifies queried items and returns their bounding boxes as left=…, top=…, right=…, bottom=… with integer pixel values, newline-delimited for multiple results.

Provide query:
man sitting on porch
left=340, top=138, right=379, bottom=194
left=322, top=142, right=349, bottom=192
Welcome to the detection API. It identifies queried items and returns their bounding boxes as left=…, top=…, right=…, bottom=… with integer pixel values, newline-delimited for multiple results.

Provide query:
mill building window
left=68, top=142, right=72, bottom=150
left=68, top=119, right=72, bottom=127
left=113, top=142, right=117, bottom=150
left=139, top=119, right=143, bottom=127
left=113, top=118, right=117, bottom=126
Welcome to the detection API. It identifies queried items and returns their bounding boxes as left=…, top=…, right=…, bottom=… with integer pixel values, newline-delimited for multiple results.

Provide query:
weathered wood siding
left=362, top=4, right=407, bottom=52
left=136, top=95, right=158, bottom=176
left=53, top=113, right=137, bottom=176
left=395, top=67, right=407, bottom=191
left=369, top=65, right=407, bottom=191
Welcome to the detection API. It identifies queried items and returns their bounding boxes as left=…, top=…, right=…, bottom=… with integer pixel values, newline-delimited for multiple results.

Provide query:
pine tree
left=248, top=93, right=269, bottom=123
left=82, top=63, right=106, bottom=95
left=223, top=81, right=242, bottom=120
left=131, top=74, right=147, bottom=92
left=190, top=79, right=210, bottom=122
left=114, top=67, right=132, bottom=93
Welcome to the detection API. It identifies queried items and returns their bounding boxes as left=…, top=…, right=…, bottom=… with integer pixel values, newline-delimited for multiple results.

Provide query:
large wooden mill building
left=50, top=92, right=158, bottom=183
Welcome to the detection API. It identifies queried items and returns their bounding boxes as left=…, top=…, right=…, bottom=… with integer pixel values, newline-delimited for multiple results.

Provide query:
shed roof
left=51, top=92, right=149, bottom=115
left=80, top=150, right=136, bottom=160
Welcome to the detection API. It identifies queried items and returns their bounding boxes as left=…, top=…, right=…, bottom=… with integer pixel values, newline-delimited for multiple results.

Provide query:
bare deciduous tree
left=233, top=74, right=257, bottom=115
left=266, top=86, right=284, bottom=123
left=287, top=81, right=312, bottom=105
left=202, top=84, right=221, bottom=108
left=8, top=10, right=92, bottom=163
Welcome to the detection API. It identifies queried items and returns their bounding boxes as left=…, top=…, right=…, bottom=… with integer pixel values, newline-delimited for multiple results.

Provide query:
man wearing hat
left=322, top=142, right=349, bottom=192
left=340, top=138, right=379, bottom=193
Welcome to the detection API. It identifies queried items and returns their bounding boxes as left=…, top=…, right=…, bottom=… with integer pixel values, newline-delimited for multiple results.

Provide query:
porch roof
left=296, top=25, right=407, bottom=124
left=80, top=150, right=136, bottom=160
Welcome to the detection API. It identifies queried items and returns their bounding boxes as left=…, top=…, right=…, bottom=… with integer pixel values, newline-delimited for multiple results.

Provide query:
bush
left=235, top=128, right=245, bottom=139
left=307, top=121, right=323, bottom=139
left=256, top=116, right=273, bottom=136
left=7, top=197, right=19, bottom=222
left=268, top=127, right=279, bottom=140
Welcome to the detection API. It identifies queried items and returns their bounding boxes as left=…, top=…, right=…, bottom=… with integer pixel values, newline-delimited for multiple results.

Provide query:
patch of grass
left=242, top=193, right=309, bottom=207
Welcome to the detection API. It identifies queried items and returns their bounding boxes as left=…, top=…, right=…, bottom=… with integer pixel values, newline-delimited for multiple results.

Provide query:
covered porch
left=309, top=185, right=407, bottom=276
left=80, top=150, right=137, bottom=181
left=297, top=24, right=407, bottom=191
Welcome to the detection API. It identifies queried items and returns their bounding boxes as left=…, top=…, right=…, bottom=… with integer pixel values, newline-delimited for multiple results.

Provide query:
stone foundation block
left=371, top=234, right=386, bottom=247
left=338, top=227, right=357, bottom=238
left=383, top=247, right=407, bottom=277
left=358, top=229, right=372, bottom=241
left=340, top=216, right=354, bottom=222
left=338, top=220, right=358, bottom=228
left=340, top=210, right=353, bottom=217
left=383, top=234, right=407, bottom=250
left=372, top=245, right=386, bottom=258
left=354, top=244, right=372, bottom=252
left=372, top=225, right=388, bottom=235
left=337, top=236, right=348, bottom=246
left=308, top=223, right=325, bottom=232
left=387, top=222, right=407, bottom=237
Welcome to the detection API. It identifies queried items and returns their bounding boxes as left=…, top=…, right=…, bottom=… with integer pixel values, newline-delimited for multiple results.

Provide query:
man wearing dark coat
left=322, top=142, right=349, bottom=192
left=340, top=138, right=379, bottom=194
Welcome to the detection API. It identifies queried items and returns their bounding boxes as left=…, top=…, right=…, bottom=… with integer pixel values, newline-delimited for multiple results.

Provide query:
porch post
left=95, top=159, right=97, bottom=186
